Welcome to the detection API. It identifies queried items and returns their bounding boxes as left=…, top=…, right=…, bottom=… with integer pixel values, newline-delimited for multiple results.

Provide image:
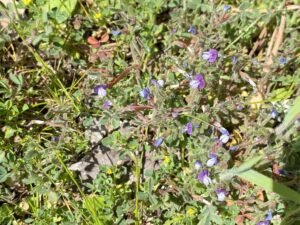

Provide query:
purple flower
left=223, top=5, right=231, bottom=12
left=194, top=161, right=202, bottom=170
left=279, top=56, right=287, bottom=65
left=206, top=154, right=218, bottom=167
left=270, top=109, right=278, bottom=119
left=151, top=79, right=164, bottom=88
left=215, top=188, right=228, bottom=201
left=172, top=28, right=177, bottom=33
left=139, top=87, right=151, bottom=99
left=256, top=221, right=269, bottom=225
left=94, top=84, right=107, bottom=97
left=111, top=29, right=121, bottom=36
left=279, top=169, right=288, bottom=175
left=232, top=56, right=238, bottom=64
left=229, top=145, right=239, bottom=151
left=182, top=61, right=188, bottom=68
left=154, top=138, right=164, bottom=147
left=187, top=26, right=197, bottom=35
left=197, top=169, right=212, bottom=186
left=102, top=100, right=112, bottom=109
left=189, top=74, right=206, bottom=89
left=219, top=127, right=230, bottom=144
left=236, top=104, right=243, bottom=111
left=265, top=210, right=272, bottom=221
left=202, top=49, right=218, bottom=63
left=183, top=122, right=193, bottom=135
left=256, top=210, right=272, bottom=225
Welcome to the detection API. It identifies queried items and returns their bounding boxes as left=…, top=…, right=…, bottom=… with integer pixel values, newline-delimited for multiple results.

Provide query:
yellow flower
left=94, top=12, right=102, bottom=19
left=163, top=155, right=170, bottom=164
left=23, top=0, right=32, bottom=5
left=187, top=207, right=196, bottom=215
left=106, top=168, right=113, bottom=174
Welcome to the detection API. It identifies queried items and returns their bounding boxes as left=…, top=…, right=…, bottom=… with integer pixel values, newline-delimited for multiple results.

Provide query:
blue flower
left=139, top=87, right=151, bottom=99
left=111, top=29, right=121, bottom=36
left=198, top=169, right=212, bottom=186
left=183, top=122, right=193, bottom=135
left=279, top=56, right=287, bottom=65
left=232, top=56, right=238, bottom=64
left=102, top=100, right=112, bottom=109
left=215, top=188, right=228, bottom=201
left=206, top=154, right=218, bottom=167
left=229, top=145, right=239, bottom=151
left=223, top=5, right=231, bottom=12
left=187, top=26, right=197, bottom=35
left=202, top=49, right=218, bottom=63
left=94, top=84, right=107, bottom=97
left=194, top=161, right=202, bottom=170
left=256, top=221, right=269, bottom=225
left=154, top=138, right=164, bottom=147
left=265, top=210, right=272, bottom=221
left=189, top=74, right=206, bottom=89
left=219, top=127, right=230, bottom=144
left=256, top=210, right=272, bottom=225
left=151, top=79, right=164, bottom=88
left=182, top=61, right=188, bottom=68
left=270, top=109, right=278, bottom=119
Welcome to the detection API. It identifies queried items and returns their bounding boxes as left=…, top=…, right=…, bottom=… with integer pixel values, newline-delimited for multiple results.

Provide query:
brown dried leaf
left=235, top=215, right=244, bottom=225
left=100, top=33, right=110, bottom=43
left=87, top=36, right=100, bottom=47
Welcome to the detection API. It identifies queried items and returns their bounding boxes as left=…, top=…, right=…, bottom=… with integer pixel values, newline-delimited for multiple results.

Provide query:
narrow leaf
left=276, top=94, right=300, bottom=135
left=238, top=169, right=300, bottom=204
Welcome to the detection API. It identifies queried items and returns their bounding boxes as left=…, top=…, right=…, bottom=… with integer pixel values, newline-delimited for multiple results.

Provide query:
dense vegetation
left=1, top=0, right=300, bottom=224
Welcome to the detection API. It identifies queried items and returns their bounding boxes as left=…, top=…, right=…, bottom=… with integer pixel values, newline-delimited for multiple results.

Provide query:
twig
left=106, top=65, right=139, bottom=88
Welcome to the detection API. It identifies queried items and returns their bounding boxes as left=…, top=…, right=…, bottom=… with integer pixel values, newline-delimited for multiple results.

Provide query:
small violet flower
left=270, top=109, right=279, bottom=119
left=279, top=56, right=287, bottom=65
left=223, top=5, right=231, bottom=12
left=182, top=61, right=188, bottom=68
left=94, top=84, right=107, bottom=97
left=194, top=161, right=202, bottom=170
left=256, top=210, right=272, bottom=225
left=219, top=127, right=230, bottom=144
left=154, top=138, right=164, bottom=147
left=183, top=122, right=193, bottom=135
left=189, top=74, right=206, bottom=89
left=139, top=87, right=151, bottom=100
left=187, top=25, right=197, bottom=35
left=206, top=154, right=218, bottom=167
left=197, top=169, right=212, bottom=186
left=151, top=79, right=164, bottom=88
left=265, top=210, right=272, bottom=221
left=111, top=29, right=121, bottom=36
left=256, top=221, right=269, bottom=225
left=215, top=188, right=228, bottom=201
left=202, top=49, right=218, bottom=63
left=102, top=100, right=112, bottom=109
left=229, top=145, right=239, bottom=151
left=232, top=56, right=238, bottom=64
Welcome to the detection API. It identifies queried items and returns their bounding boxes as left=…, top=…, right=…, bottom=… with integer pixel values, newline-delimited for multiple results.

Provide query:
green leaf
left=238, top=169, right=300, bottom=204
left=220, top=155, right=262, bottom=181
left=4, top=126, right=15, bottom=139
left=9, top=73, right=23, bottom=85
left=42, top=0, right=77, bottom=22
left=0, top=166, right=9, bottom=183
left=275, top=94, right=300, bottom=135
